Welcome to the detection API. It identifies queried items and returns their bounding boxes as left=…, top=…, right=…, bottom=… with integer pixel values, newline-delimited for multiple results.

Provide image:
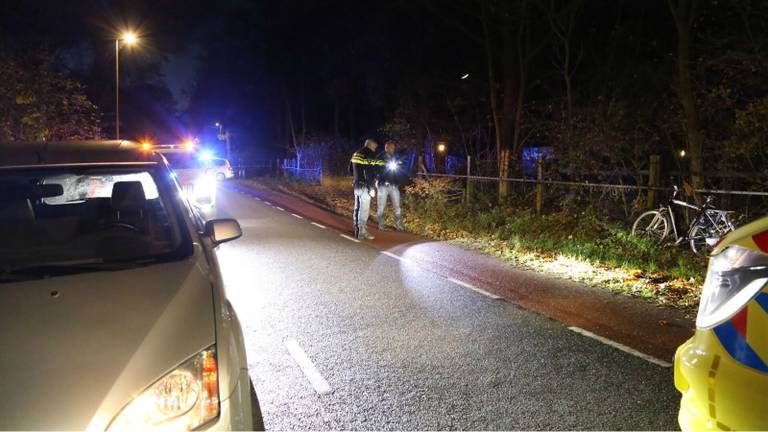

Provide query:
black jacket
left=377, top=152, right=405, bottom=186
left=349, top=146, right=383, bottom=188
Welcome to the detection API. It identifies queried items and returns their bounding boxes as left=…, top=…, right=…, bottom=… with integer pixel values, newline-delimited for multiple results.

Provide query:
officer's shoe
left=358, top=230, right=376, bottom=240
left=378, top=224, right=391, bottom=231
left=395, top=223, right=405, bottom=232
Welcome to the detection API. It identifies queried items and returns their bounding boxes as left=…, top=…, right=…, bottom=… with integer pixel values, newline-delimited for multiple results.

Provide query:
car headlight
left=696, top=245, right=768, bottom=329
left=108, top=346, right=219, bottom=431
left=193, top=175, right=216, bottom=199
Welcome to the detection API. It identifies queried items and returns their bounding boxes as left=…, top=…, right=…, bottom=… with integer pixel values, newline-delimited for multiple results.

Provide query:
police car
left=674, top=215, right=768, bottom=430
left=154, top=143, right=217, bottom=208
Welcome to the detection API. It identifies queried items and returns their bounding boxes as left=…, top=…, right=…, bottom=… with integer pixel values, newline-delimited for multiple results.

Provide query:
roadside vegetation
left=241, top=176, right=706, bottom=310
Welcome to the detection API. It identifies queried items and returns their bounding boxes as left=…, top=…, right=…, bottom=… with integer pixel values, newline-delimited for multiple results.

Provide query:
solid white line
left=340, top=234, right=360, bottom=243
left=291, top=213, right=304, bottom=219
left=567, top=326, right=672, bottom=368
left=447, top=277, right=501, bottom=300
left=275, top=206, right=285, bottom=211
left=311, top=222, right=326, bottom=229
left=284, top=339, right=333, bottom=395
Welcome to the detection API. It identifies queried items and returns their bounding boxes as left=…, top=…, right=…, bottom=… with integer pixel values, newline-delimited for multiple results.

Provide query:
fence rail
left=420, top=172, right=768, bottom=197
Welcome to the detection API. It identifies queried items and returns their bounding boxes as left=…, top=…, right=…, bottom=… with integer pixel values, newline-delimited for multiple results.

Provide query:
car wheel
left=250, top=380, right=265, bottom=431
left=216, top=172, right=226, bottom=182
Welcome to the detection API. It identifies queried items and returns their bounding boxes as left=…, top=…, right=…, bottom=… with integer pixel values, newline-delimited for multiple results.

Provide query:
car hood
left=713, top=215, right=768, bottom=255
left=0, top=254, right=215, bottom=430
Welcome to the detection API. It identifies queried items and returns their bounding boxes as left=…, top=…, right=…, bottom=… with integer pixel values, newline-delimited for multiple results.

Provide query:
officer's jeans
left=377, top=183, right=402, bottom=227
left=353, top=185, right=372, bottom=236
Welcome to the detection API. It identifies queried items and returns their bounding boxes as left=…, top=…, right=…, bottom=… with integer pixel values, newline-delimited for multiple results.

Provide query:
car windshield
left=163, top=152, right=202, bottom=170
left=0, top=165, right=192, bottom=281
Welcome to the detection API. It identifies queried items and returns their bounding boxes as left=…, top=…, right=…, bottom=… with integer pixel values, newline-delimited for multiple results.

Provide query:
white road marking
left=284, top=339, right=332, bottom=395
left=567, top=326, right=672, bottom=368
left=381, top=251, right=410, bottom=264
left=263, top=201, right=272, bottom=206
left=447, top=277, right=501, bottom=300
left=254, top=197, right=262, bottom=201
left=291, top=213, right=304, bottom=219
left=340, top=234, right=360, bottom=243
left=275, top=206, right=285, bottom=211
left=311, top=222, right=326, bottom=229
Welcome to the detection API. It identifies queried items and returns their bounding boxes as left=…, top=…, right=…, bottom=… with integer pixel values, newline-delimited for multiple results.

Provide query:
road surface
left=209, top=184, right=681, bottom=430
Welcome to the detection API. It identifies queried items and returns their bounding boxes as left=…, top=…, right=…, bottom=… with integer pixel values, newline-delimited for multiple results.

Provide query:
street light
left=437, top=143, right=447, bottom=153
left=115, top=31, right=138, bottom=140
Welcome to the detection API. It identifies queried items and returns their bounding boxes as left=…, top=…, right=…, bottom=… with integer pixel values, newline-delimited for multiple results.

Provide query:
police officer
left=377, top=141, right=405, bottom=231
left=349, top=139, right=383, bottom=239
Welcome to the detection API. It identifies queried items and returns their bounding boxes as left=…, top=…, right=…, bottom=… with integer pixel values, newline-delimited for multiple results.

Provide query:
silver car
left=0, top=141, right=262, bottom=430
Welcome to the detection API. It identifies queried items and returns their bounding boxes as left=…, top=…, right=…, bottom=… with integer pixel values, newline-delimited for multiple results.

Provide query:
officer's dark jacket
left=349, top=146, right=383, bottom=187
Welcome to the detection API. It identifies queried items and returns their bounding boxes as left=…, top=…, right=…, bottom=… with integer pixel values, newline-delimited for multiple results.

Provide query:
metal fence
left=418, top=171, right=768, bottom=226
left=281, top=159, right=322, bottom=184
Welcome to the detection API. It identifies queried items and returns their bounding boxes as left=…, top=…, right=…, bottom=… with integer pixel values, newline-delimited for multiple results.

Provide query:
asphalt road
left=209, top=184, right=681, bottom=430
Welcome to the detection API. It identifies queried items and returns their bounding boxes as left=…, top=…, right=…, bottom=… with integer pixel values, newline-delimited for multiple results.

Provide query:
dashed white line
left=447, top=277, right=501, bottom=300
left=567, top=326, right=672, bottom=368
left=284, top=339, right=332, bottom=395
left=381, top=251, right=410, bottom=263
left=254, top=197, right=262, bottom=201
left=340, top=234, right=360, bottom=243
left=311, top=222, right=326, bottom=229
left=291, top=213, right=304, bottom=219
left=275, top=206, right=285, bottom=211
left=263, top=201, right=272, bottom=206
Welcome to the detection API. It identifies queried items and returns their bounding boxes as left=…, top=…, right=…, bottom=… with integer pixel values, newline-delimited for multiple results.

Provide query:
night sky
left=3, top=0, right=765, bottom=169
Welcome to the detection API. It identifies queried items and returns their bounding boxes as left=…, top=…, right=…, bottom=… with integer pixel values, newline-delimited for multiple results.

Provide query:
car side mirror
left=204, top=218, right=242, bottom=245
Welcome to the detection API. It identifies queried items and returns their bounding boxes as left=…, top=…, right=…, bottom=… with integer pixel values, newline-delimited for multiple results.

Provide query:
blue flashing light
left=199, top=150, right=214, bottom=161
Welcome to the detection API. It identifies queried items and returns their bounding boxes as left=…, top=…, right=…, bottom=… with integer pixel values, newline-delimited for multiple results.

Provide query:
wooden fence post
left=465, top=155, right=473, bottom=203
left=535, top=154, right=544, bottom=215
left=647, top=154, right=660, bottom=208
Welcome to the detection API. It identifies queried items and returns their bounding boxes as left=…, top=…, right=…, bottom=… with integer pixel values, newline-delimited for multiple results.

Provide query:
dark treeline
left=1, top=0, right=767, bottom=192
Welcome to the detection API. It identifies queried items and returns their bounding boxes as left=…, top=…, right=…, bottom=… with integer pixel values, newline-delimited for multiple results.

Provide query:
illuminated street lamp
left=437, top=142, right=447, bottom=153
left=115, top=31, right=138, bottom=140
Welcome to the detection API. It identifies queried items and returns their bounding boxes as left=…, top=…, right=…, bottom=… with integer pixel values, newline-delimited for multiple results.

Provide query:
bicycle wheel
left=689, top=223, right=720, bottom=255
left=632, top=210, right=670, bottom=240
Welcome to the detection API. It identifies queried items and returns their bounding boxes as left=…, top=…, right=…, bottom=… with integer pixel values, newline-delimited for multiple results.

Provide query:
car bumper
left=675, top=329, right=768, bottom=431
left=202, top=369, right=254, bottom=431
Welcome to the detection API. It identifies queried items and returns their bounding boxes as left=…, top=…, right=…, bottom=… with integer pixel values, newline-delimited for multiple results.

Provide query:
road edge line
left=567, top=326, right=672, bottom=368
left=447, top=277, right=501, bottom=300
left=340, top=234, right=360, bottom=243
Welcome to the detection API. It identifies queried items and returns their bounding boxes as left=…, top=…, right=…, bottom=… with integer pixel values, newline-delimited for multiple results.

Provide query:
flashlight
left=387, top=161, right=398, bottom=171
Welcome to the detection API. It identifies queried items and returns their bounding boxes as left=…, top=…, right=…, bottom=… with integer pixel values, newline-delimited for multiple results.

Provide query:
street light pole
left=115, top=31, right=137, bottom=140
left=115, top=39, right=120, bottom=140
left=215, top=122, right=231, bottom=160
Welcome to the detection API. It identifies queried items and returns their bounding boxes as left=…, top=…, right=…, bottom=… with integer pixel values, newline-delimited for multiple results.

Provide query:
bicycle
left=631, top=186, right=737, bottom=255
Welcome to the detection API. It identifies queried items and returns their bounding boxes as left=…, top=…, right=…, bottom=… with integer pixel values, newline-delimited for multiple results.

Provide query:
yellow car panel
left=675, top=215, right=768, bottom=431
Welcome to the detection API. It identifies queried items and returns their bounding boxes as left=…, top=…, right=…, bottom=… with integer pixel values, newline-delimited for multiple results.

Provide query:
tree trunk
left=481, top=0, right=505, bottom=200
left=333, top=92, right=340, bottom=139
left=285, top=97, right=298, bottom=164
left=669, top=0, right=704, bottom=189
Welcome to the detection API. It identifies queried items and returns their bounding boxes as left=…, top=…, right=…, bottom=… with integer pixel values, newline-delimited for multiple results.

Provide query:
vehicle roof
left=0, top=140, right=164, bottom=167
